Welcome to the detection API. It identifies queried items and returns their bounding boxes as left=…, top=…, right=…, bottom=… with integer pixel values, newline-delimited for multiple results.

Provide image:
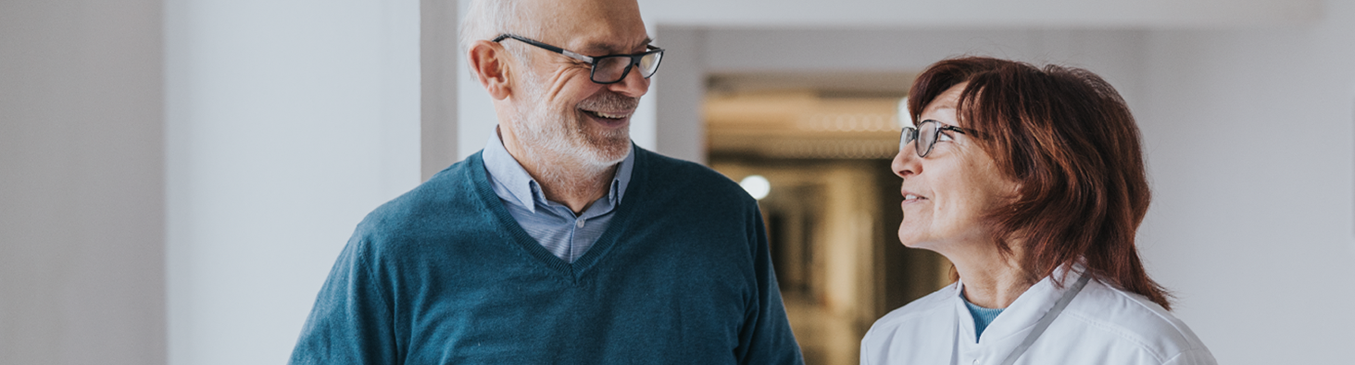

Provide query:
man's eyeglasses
left=493, top=34, right=664, bottom=84
left=900, top=119, right=971, bottom=158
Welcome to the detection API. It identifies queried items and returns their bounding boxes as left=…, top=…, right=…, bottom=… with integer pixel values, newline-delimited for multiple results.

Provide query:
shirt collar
left=610, top=145, right=635, bottom=205
left=482, top=127, right=635, bottom=212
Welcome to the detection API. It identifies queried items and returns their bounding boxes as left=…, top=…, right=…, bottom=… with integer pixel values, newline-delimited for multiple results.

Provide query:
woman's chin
left=897, top=232, right=926, bottom=249
left=898, top=231, right=947, bottom=252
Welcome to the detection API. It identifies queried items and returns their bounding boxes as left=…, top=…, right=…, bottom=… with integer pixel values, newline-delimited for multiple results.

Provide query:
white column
left=164, top=1, right=420, bottom=364
left=422, top=0, right=459, bottom=179
left=652, top=26, right=707, bottom=164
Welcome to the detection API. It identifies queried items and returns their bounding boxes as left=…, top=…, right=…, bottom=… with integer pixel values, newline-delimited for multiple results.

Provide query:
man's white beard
left=510, top=71, right=635, bottom=189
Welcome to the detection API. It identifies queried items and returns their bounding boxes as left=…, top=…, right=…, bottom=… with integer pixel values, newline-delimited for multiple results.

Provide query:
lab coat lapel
left=948, top=282, right=970, bottom=365
left=956, top=266, right=1084, bottom=351
left=952, top=279, right=979, bottom=344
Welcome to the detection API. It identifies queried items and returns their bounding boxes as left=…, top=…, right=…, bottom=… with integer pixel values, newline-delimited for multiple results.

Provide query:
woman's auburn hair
left=909, top=56, right=1172, bottom=310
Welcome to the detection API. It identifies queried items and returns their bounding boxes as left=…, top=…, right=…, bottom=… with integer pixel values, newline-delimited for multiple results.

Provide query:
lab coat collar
left=953, top=264, right=1087, bottom=345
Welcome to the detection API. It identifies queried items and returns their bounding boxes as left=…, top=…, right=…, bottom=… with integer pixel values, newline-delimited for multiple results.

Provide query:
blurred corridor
left=705, top=73, right=951, bottom=364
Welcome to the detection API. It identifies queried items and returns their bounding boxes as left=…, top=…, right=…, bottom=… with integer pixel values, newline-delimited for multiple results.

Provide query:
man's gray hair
left=459, top=0, right=543, bottom=81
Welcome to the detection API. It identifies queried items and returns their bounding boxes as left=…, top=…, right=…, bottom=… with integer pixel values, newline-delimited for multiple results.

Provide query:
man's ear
left=467, top=40, right=512, bottom=100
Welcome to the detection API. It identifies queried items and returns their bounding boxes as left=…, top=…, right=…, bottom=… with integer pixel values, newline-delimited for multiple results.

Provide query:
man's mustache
left=578, top=92, right=639, bottom=112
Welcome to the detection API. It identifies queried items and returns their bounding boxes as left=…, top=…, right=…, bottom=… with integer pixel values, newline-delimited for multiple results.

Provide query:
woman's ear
left=467, top=40, right=512, bottom=100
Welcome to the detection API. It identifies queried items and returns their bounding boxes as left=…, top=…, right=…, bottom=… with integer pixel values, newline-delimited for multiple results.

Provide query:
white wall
left=0, top=1, right=166, bottom=364
left=638, top=0, right=1319, bottom=28
left=422, top=0, right=461, bottom=180
left=164, top=1, right=420, bottom=364
left=1136, top=1, right=1355, bottom=362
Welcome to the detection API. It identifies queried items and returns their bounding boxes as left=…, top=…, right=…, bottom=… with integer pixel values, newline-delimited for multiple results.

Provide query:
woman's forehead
left=923, top=82, right=968, bottom=117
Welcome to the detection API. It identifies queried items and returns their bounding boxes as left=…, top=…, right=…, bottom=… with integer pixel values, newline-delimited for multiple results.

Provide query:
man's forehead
left=573, top=35, right=652, bottom=54
left=527, top=0, right=648, bottom=53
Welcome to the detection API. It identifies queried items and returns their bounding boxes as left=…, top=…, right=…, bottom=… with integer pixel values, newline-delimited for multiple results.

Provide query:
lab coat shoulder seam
left=874, top=300, right=952, bottom=328
left=872, top=284, right=957, bottom=326
left=1102, top=282, right=1204, bottom=348
left=1160, top=347, right=1216, bottom=365
left=1064, top=311, right=1170, bottom=363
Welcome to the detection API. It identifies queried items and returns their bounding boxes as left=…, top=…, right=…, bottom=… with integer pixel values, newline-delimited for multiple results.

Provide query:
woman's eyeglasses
left=900, top=120, right=971, bottom=158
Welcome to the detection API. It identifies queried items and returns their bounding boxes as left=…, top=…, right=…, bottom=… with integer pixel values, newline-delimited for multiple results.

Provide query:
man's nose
left=606, top=65, right=650, bottom=97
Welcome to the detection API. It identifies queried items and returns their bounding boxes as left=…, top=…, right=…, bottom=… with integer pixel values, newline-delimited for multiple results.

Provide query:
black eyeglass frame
left=492, top=34, right=664, bottom=85
left=900, top=119, right=973, bottom=158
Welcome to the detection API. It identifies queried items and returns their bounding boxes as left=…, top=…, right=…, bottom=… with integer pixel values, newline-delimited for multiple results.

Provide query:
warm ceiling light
left=740, top=175, right=771, bottom=200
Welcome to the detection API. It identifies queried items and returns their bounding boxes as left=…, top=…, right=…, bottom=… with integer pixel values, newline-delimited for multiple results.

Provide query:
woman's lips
left=901, top=191, right=928, bottom=208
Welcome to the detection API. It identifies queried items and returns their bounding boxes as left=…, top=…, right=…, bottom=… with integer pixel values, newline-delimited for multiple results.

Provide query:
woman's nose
left=892, top=146, right=920, bottom=178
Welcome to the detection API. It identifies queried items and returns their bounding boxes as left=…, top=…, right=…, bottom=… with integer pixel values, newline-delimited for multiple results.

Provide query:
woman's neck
left=951, top=246, right=1034, bottom=309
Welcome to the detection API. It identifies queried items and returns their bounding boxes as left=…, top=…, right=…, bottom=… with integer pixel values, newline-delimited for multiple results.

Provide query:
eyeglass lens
left=591, top=52, right=662, bottom=83
left=899, top=121, right=941, bottom=157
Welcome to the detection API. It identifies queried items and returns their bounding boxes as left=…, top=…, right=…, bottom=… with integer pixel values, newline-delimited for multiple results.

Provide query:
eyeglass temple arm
left=491, top=34, right=595, bottom=64
left=940, top=125, right=983, bottom=139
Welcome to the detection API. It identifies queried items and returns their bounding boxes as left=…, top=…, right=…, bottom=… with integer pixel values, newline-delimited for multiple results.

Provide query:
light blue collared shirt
left=481, top=128, right=634, bottom=263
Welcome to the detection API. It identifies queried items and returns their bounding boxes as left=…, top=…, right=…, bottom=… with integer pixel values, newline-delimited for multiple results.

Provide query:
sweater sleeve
left=288, top=234, right=400, bottom=365
left=735, top=205, right=806, bottom=365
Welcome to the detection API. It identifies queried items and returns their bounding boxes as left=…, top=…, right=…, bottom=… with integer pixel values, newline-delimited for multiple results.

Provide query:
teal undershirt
left=963, top=296, right=1005, bottom=341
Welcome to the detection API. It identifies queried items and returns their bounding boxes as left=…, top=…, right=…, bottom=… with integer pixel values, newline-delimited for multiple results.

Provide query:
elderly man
left=288, top=0, right=804, bottom=363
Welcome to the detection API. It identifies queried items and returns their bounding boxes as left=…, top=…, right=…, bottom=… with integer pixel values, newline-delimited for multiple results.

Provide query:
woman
left=860, top=57, right=1216, bottom=365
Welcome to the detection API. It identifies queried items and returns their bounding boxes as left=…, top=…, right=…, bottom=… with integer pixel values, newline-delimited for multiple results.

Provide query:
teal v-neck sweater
left=290, top=147, right=804, bottom=364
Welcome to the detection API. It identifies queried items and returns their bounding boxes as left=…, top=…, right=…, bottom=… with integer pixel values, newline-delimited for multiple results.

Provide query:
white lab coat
left=860, top=267, right=1216, bottom=365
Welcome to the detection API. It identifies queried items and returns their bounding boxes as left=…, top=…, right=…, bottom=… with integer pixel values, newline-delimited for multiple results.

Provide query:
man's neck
left=499, top=137, right=616, bottom=215
left=528, top=154, right=618, bottom=214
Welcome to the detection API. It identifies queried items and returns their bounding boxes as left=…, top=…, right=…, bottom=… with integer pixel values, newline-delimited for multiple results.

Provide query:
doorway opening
left=704, top=72, right=952, bottom=365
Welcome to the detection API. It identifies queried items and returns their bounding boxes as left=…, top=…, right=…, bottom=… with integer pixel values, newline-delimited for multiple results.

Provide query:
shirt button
left=576, top=219, right=585, bottom=228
